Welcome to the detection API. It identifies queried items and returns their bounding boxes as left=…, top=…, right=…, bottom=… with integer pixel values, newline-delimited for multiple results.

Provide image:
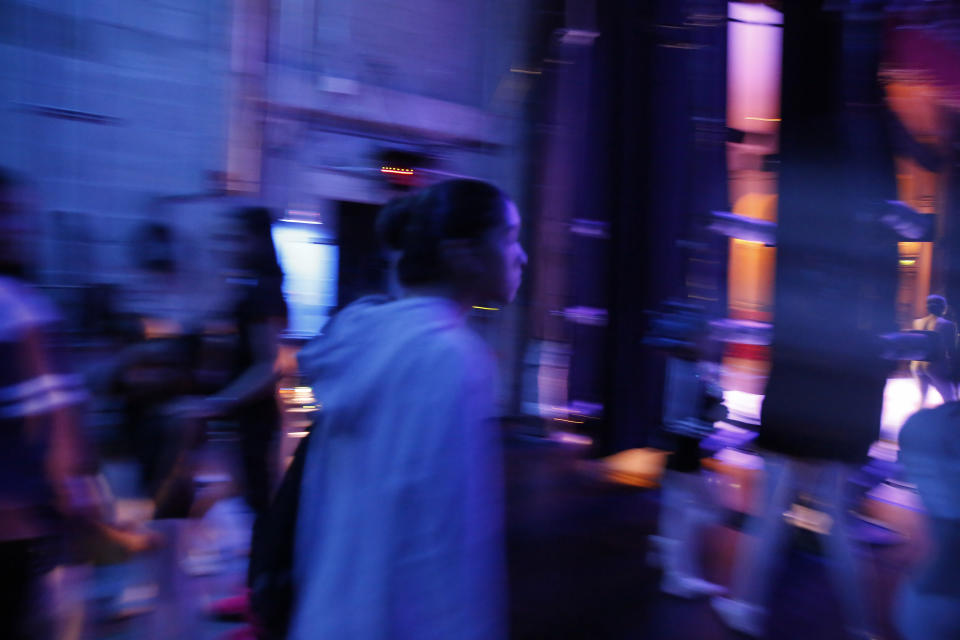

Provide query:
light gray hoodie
left=290, top=295, right=505, bottom=640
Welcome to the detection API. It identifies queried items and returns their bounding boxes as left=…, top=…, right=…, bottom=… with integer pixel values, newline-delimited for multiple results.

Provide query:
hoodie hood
left=297, top=295, right=468, bottom=428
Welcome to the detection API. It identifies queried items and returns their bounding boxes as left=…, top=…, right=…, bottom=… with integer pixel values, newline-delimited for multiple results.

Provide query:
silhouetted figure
left=911, top=294, right=957, bottom=407
left=169, top=206, right=288, bottom=516
left=644, top=301, right=727, bottom=598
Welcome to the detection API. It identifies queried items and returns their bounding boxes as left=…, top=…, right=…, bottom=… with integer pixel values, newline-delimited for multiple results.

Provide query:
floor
left=76, top=428, right=923, bottom=640
left=504, top=436, right=917, bottom=640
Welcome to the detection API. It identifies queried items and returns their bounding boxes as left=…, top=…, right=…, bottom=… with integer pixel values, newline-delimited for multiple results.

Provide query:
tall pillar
left=598, top=0, right=729, bottom=454
left=226, top=0, right=271, bottom=195
left=758, top=0, right=898, bottom=460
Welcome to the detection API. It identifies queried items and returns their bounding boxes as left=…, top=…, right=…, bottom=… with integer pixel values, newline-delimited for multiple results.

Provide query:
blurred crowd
left=0, top=170, right=531, bottom=640
left=0, top=167, right=292, bottom=638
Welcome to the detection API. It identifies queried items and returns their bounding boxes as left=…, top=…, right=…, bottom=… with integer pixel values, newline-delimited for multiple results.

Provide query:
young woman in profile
left=289, top=179, right=527, bottom=640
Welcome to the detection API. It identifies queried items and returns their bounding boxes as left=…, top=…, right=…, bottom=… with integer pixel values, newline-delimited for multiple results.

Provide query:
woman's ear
left=439, top=238, right=483, bottom=278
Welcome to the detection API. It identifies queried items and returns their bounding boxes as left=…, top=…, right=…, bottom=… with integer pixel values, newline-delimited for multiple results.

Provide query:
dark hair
left=234, top=206, right=283, bottom=279
left=927, top=294, right=947, bottom=317
left=376, top=179, right=509, bottom=286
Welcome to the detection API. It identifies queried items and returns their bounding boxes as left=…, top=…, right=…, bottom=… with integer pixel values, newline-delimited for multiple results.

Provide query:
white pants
left=728, top=454, right=873, bottom=633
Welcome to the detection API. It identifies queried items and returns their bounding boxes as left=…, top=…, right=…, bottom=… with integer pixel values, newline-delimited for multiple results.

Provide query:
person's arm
left=7, top=324, right=97, bottom=520
left=170, top=316, right=285, bottom=418
left=207, top=317, right=285, bottom=411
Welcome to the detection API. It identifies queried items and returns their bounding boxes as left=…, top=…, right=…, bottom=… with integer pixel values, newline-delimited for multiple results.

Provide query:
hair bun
left=376, top=194, right=418, bottom=251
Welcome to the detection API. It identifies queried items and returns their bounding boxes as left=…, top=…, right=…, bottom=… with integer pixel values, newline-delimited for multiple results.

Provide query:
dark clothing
left=238, top=401, right=280, bottom=513
left=227, top=274, right=287, bottom=514
left=664, top=435, right=704, bottom=473
left=756, top=364, right=885, bottom=463
left=0, top=538, right=57, bottom=640
left=230, top=274, right=287, bottom=384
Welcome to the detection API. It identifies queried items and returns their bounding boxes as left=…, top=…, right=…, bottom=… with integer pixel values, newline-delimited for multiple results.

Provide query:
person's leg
left=655, top=470, right=725, bottom=597
left=728, top=454, right=797, bottom=604
left=816, top=462, right=876, bottom=636
left=713, top=454, right=798, bottom=636
left=930, top=373, right=956, bottom=404
left=655, top=436, right=709, bottom=573
left=239, top=418, right=276, bottom=517
left=916, top=372, right=931, bottom=408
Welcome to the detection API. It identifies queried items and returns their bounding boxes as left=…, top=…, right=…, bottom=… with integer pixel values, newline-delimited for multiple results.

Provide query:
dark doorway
left=336, top=201, right=389, bottom=309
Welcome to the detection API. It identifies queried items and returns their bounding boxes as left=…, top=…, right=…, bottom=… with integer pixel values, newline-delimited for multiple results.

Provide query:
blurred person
left=644, top=301, right=727, bottom=598
left=0, top=168, right=155, bottom=638
left=910, top=294, right=957, bottom=408
left=710, top=195, right=899, bottom=639
left=163, top=206, right=287, bottom=630
left=651, top=359, right=727, bottom=599
left=287, top=179, right=526, bottom=639
left=117, top=221, right=189, bottom=325
left=711, top=334, right=885, bottom=639
left=96, top=222, right=202, bottom=515
left=169, top=206, right=288, bottom=516
left=895, top=402, right=960, bottom=640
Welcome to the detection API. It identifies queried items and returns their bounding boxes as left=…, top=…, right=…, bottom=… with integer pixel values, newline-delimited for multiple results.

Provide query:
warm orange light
left=728, top=193, right=777, bottom=325
left=380, top=166, right=414, bottom=175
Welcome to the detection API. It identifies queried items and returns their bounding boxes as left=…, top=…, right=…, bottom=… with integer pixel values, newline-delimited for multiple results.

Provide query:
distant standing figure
left=911, top=294, right=957, bottom=408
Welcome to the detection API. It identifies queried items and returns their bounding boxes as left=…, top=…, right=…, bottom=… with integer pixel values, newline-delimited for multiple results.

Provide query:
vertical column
left=758, top=0, right=898, bottom=460
left=524, top=2, right=599, bottom=429
left=226, top=0, right=270, bottom=195
left=940, top=113, right=960, bottom=317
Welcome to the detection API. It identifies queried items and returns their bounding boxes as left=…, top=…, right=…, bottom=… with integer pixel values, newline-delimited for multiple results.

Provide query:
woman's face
left=474, top=200, right=528, bottom=305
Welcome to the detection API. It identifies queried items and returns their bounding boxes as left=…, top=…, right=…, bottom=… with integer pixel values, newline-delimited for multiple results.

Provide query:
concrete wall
left=0, top=0, right=233, bottom=287
left=263, top=0, right=534, bottom=207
